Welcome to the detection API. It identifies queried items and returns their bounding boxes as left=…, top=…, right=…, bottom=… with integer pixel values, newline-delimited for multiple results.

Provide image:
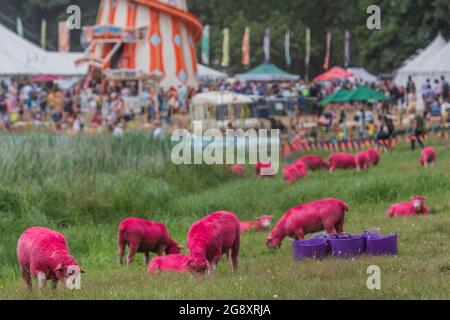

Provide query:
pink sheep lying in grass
left=328, top=153, right=356, bottom=173
left=386, top=196, right=429, bottom=218
left=367, top=149, right=381, bottom=166
left=17, top=226, right=84, bottom=291
left=299, top=155, right=328, bottom=170
left=356, top=151, right=371, bottom=171
left=229, top=164, right=245, bottom=176
left=117, top=218, right=182, bottom=266
left=420, top=147, right=436, bottom=167
left=147, top=254, right=190, bottom=274
left=266, top=198, right=349, bottom=248
left=187, top=211, right=240, bottom=276
left=240, top=215, right=274, bottom=233
left=283, top=165, right=300, bottom=184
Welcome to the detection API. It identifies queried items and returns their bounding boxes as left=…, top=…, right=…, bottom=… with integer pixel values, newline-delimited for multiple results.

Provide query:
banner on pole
left=40, top=19, right=47, bottom=49
left=221, top=28, right=230, bottom=68
left=285, top=30, right=292, bottom=68
left=263, top=28, right=271, bottom=64
left=344, top=30, right=351, bottom=68
left=242, top=27, right=250, bottom=67
left=58, top=21, right=70, bottom=52
left=201, top=25, right=210, bottom=65
left=323, top=31, right=332, bottom=70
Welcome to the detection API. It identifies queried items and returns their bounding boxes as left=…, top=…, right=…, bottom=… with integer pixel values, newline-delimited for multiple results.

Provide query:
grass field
left=0, top=133, right=449, bottom=300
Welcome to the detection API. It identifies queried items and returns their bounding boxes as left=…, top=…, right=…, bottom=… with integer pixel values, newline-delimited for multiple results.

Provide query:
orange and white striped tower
left=78, top=0, right=202, bottom=89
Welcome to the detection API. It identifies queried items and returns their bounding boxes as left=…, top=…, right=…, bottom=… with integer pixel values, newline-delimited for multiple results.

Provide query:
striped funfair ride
left=77, top=0, right=203, bottom=90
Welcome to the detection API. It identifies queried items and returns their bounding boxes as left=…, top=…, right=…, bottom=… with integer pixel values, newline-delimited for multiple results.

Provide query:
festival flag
left=305, top=28, right=311, bottom=81
left=285, top=30, right=292, bottom=68
left=221, top=28, right=230, bottom=68
left=58, top=21, right=70, bottom=52
left=241, top=27, right=250, bottom=67
left=16, top=17, right=24, bottom=38
left=201, top=25, right=210, bottom=65
left=323, top=31, right=332, bottom=70
left=263, top=28, right=271, bottom=64
left=40, top=19, right=47, bottom=49
left=344, top=30, right=351, bottom=68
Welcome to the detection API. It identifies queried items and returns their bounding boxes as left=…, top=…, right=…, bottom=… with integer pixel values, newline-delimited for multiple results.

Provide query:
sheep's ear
left=55, top=263, right=64, bottom=272
left=176, top=244, right=184, bottom=249
left=80, top=268, right=86, bottom=274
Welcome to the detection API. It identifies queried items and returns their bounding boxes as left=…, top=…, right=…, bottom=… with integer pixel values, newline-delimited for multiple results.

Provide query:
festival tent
left=348, top=67, right=378, bottom=84
left=313, top=66, right=354, bottom=82
left=418, top=41, right=450, bottom=77
left=319, top=88, right=351, bottom=105
left=394, top=34, right=447, bottom=86
left=235, top=64, right=300, bottom=81
left=335, top=86, right=389, bottom=103
left=191, top=91, right=254, bottom=106
left=197, top=64, right=228, bottom=82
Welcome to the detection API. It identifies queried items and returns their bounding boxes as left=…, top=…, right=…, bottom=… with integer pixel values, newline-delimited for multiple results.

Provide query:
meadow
left=0, top=133, right=448, bottom=300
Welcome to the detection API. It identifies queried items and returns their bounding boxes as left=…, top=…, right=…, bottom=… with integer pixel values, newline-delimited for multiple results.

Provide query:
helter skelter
left=77, top=0, right=203, bottom=90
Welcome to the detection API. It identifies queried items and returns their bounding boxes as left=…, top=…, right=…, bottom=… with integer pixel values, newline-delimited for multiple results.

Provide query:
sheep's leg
left=157, top=244, right=167, bottom=256
left=230, top=240, right=240, bottom=273
left=51, top=279, right=58, bottom=291
left=37, top=272, right=47, bottom=292
left=336, top=216, right=345, bottom=234
left=293, top=228, right=305, bottom=240
left=325, top=225, right=337, bottom=236
left=127, top=243, right=139, bottom=265
left=118, top=241, right=126, bottom=266
left=20, top=266, right=32, bottom=291
left=144, top=252, right=150, bottom=265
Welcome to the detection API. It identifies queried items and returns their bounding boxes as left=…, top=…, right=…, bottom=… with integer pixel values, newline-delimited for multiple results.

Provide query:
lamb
left=283, top=165, right=299, bottom=184
left=229, top=164, right=245, bottom=176
left=419, top=147, right=437, bottom=167
left=386, top=196, right=429, bottom=218
left=17, top=226, right=84, bottom=291
left=367, top=149, right=381, bottom=166
left=299, top=155, right=328, bottom=170
left=117, top=217, right=182, bottom=266
left=187, top=211, right=240, bottom=276
left=147, top=254, right=190, bottom=274
left=240, top=215, right=274, bottom=233
left=266, top=198, right=349, bottom=248
left=328, top=153, right=356, bottom=173
left=355, top=151, right=371, bottom=171
left=293, top=160, right=309, bottom=178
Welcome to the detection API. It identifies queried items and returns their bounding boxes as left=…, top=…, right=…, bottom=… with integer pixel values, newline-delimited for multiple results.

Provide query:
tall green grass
left=0, top=133, right=449, bottom=299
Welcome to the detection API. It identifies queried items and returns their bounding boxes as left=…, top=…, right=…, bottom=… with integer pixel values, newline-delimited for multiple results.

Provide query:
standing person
left=406, top=76, right=416, bottom=94
left=410, top=108, right=425, bottom=151
left=46, top=85, right=64, bottom=130
left=433, top=79, right=442, bottom=99
left=441, top=76, right=449, bottom=102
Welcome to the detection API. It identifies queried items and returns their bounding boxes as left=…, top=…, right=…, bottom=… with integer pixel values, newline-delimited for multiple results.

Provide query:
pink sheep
left=386, top=196, right=429, bottom=218
left=147, top=254, right=190, bottom=274
left=356, top=151, right=371, bottom=171
left=117, top=218, right=182, bottom=266
left=187, top=211, right=240, bottom=276
left=299, top=155, right=328, bottom=170
left=240, top=215, right=274, bottom=233
left=328, top=153, right=356, bottom=173
left=283, top=165, right=299, bottom=184
left=293, top=160, right=309, bottom=178
left=17, top=226, right=84, bottom=291
left=266, top=198, right=349, bottom=248
left=229, top=164, right=245, bottom=176
left=420, top=147, right=437, bottom=167
left=367, top=149, right=381, bottom=166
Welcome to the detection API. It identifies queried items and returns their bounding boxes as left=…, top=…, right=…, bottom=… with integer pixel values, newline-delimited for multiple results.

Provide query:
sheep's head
left=265, top=234, right=282, bottom=249
left=258, top=215, right=274, bottom=230
left=54, top=263, right=85, bottom=289
left=188, top=254, right=209, bottom=277
left=166, top=243, right=183, bottom=255
left=411, top=196, right=426, bottom=211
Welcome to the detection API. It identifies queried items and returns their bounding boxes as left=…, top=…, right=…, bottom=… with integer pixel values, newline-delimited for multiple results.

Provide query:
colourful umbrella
left=313, top=66, right=354, bottom=82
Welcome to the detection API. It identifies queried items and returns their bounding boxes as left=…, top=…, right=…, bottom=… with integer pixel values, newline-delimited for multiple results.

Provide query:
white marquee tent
left=418, top=41, right=450, bottom=77
left=348, top=67, right=378, bottom=83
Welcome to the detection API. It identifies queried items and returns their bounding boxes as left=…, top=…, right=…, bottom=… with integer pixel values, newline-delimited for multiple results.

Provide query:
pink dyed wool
left=299, top=155, right=328, bottom=170
left=387, top=196, right=429, bottom=218
left=283, top=165, right=300, bottom=184
left=367, top=149, right=381, bottom=166
left=187, top=211, right=240, bottom=276
left=293, top=160, right=309, bottom=178
left=17, top=226, right=84, bottom=291
left=419, top=147, right=436, bottom=167
left=356, top=151, right=371, bottom=171
left=117, top=217, right=181, bottom=266
left=147, top=254, right=190, bottom=274
left=240, top=215, right=274, bottom=233
left=266, top=198, right=349, bottom=248
left=328, top=153, right=356, bottom=173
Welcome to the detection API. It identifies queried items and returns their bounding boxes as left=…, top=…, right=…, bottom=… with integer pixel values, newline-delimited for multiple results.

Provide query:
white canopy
left=348, top=67, right=378, bottom=83
left=0, top=22, right=87, bottom=76
left=394, top=34, right=447, bottom=86
left=419, top=41, right=450, bottom=74
left=197, top=64, right=227, bottom=82
left=191, top=91, right=254, bottom=106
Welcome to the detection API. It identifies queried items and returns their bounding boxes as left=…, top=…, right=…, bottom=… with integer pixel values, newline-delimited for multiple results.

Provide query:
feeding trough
left=292, top=238, right=329, bottom=261
left=327, top=234, right=365, bottom=258
left=365, top=233, right=398, bottom=256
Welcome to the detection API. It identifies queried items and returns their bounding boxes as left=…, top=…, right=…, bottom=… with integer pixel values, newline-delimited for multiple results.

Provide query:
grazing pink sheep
left=266, top=198, right=349, bottom=248
left=356, top=151, right=371, bottom=171
left=386, top=196, right=429, bottom=218
left=187, top=211, right=240, bottom=276
left=229, top=165, right=245, bottom=176
left=283, top=165, right=299, bottom=184
left=299, top=155, right=328, bottom=170
left=420, top=147, right=437, bottom=167
left=328, top=153, right=356, bottom=173
left=117, top=218, right=182, bottom=266
left=240, top=215, right=274, bottom=233
left=293, top=160, right=309, bottom=178
left=17, top=227, right=84, bottom=291
left=367, top=149, right=381, bottom=166
left=147, top=254, right=190, bottom=274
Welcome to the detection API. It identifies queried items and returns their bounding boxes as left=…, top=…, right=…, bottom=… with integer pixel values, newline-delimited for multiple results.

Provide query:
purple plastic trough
left=328, top=234, right=365, bottom=258
left=292, top=238, right=329, bottom=261
left=365, top=233, right=398, bottom=256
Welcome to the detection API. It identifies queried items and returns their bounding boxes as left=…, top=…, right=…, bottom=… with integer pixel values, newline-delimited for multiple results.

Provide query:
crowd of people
left=1, top=75, right=449, bottom=150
